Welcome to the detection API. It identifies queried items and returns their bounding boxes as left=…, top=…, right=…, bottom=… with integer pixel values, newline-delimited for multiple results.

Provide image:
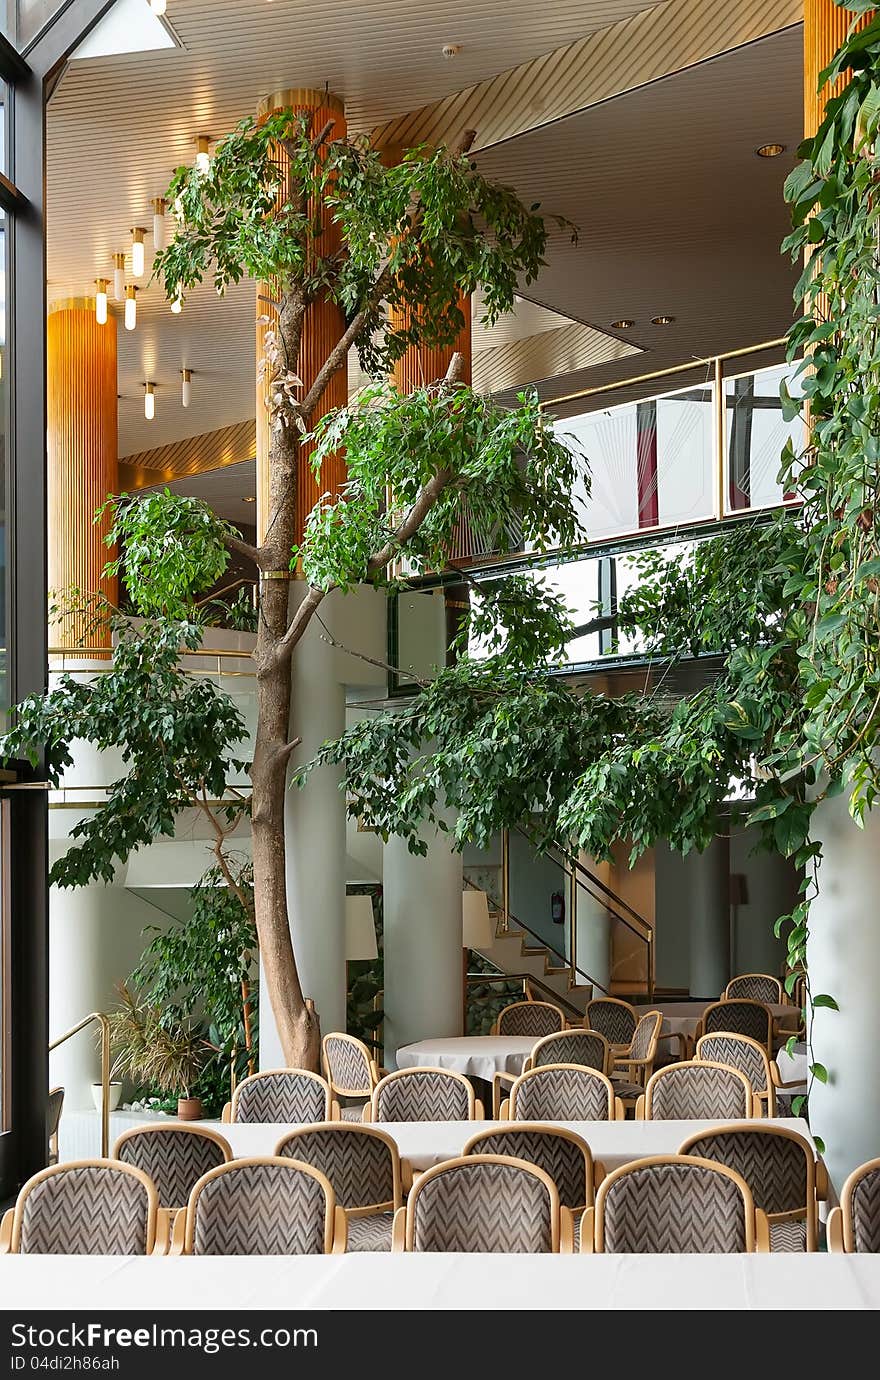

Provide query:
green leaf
left=810, top=1062, right=828, bottom=1084
left=812, top=993, right=839, bottom=1010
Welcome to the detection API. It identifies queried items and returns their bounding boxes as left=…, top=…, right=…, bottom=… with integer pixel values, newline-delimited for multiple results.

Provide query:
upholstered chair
left=392, top=1154, right=571, bottom=1253
left=494, top=1000, right=565, bottom=1038
left=0, top=1160, right=158, bottom=1255
left=638, top=1059, right=752, bottom=1121
left=223, top=1068, right=331, bottom=1124
left=503, top=1063, right=622, bottom=1121
left=827, top=1157, right=880, bottom=1253
left=724, top=973, right=783, bottom=1003
left=171, top=1157, right=345, bottom=1256
left=365, top=1067, right=483, bottom=1122
left=322, top=1032, right=383, bottom=1122
left=114, top=1124, right=232, bottom=1222
left=526, top=1029, right=610, bottom=1074
left=611, top=1010, right=663, bottom=1109
left=47, top=1087, right=64, bottom=1165
left=584, top=997, right=637, bottom=1048
left=580, top=1154, right=768, bottom=1253
left=699, top=999, right=773, bottom=1054
left=678, top=1122, right=822, bottom=1251
left=275, top=1123, right=402, bottom=1252
left=695, top=1032, right=778, bottom=1117
left=463, top=1123, right=601, bottom=1229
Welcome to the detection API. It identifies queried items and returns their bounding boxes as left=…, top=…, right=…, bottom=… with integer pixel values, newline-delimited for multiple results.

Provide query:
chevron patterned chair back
left=526, top=1029, right=610, bottom=1075
left=610, top=1010, right=663, bottom=1107
left=177, top=1157, right=344, bottom=1256
left=3, top=1160, right=158, bottom=1255
left=506, top=1063, right=621, bottom=1121
left=641, top=1059, right=752, bottom=1121
left=582, top=1154, right=767, bottom=1253
left=275, top=1123, right=401, bottom=1253
left=463, top=1123, right=596, bottom=1210
left=828, top=1157, right=880, bottom=1254
left=494, top=1000, right=564, bottom=1038
left=393, top=1154, right=569, bottom=1253
left=678, top=1123, right=818, bottom=1251
left=368, top=1067, right=482, bottom=1122
left=113, top=1124, right=232, bottom=1209
left=695, top=1032, right=775, bottom=1116
left=701, top=999, right=772, bottom=1053
left=724, top=973, right=784, bottom=1003
left=229, top=1068, right=331, bottom=1124
left=47, top=1087, right=64, bottom=1165
left=584, top=998, right=637, bottom=1048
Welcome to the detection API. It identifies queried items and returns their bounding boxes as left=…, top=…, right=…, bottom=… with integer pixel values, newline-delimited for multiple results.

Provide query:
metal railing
left=48, top=1012, right=111, bottom=1158
left=465, top=970, right=585, bottom=1026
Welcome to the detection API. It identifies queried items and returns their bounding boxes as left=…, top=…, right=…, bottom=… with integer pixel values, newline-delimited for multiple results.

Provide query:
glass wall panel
left=724, top=362, right=805, bottom=513
left=2, top=0, right=68, bottom=50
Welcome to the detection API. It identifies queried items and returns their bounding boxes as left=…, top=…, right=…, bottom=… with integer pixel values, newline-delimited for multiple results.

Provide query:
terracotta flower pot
left=177, top=1097, right=203, bottom=1121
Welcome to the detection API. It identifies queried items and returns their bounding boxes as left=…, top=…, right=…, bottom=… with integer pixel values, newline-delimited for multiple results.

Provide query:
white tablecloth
left=199, top=1116, right=814, bottom=1175
left=0, top=1253, right=876, bottom=1310
left=647, top=1002, right=800, bottom=1046
left=395, top=1036, right=534, bottom=1081
left=775, top=1042, right=808, bottom=1093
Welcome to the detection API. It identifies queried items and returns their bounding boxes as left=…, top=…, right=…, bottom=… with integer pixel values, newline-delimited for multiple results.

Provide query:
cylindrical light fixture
left=130, top=227, right=147, bottom=278
left=150, top=0, right=167, bottom=14
left=124, top=285, right=138, bottom=331
left=462, top=890, right=494, bottom=950
left=94, top=279, right=109, bottom=326
left=194, top=135, right=211, bottom=176
left=144, top=382, right=155, bottom=421
left=170, top=287, right=183, bottom=315
left=345, top=895, right=378, bottom=961
left=112, top=253, right=126, bottom=301
left=151, top=197, right=167, bottom=251
left=181, top=368, right=192, bottom=408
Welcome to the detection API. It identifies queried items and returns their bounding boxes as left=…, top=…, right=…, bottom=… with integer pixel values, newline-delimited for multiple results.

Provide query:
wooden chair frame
left=113, top=1121, right=233, bottom=1244
left=321, top=1032, right=383, bottom=1099
left=170, top=1155, right=346, bottom=1256
left=579, top=1153, right=769, bottom=1253
left=611, top=1010, right=663, bottom=1109
left=584, top=997, right=638, bottom=1049
left=273, top=1122, right=403, bottom=1218
left=678, top=1121, right=819, bottom=1251
left=492, top=1000, right=565, bottom=1038
left=222, top=1067, right=331, bottom=1124
left=724, top=973, right=784, bottom=1004
left=524, top=1028, right=611, bottom=1076
left=827, top=1155, right=880, bottom=1253
left=0, top=1158, right=161, bottom=1256
left=365, top=1066, right=484, bottom=1122
left=503, top=1062, right=624, bottom=1121
left=694, top=1032, right=778, bottom=1117
left=462, top=1121, right=604, bottom=1209
left=698, top=999, right=773, bottom=1055
left=637, top=1059, right=754, bottom=1121
left=391, top=1153, right=572, bottom=1253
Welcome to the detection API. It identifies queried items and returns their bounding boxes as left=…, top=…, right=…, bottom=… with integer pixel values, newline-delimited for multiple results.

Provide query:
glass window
left=555, top=383, right=715, bottom=544
left=724, top=362, right=805, bottom=514
left=1, top=0, right=68, bottom=50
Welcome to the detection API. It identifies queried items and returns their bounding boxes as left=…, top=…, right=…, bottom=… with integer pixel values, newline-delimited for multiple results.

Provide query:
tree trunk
left=249, top=296, right=322, bottom=1072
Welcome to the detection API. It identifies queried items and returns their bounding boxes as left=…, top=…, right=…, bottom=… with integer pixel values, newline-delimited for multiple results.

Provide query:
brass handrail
left=465, top=971, right=585, bottom=1022
left=48, top=1012, right=111, bottom=1158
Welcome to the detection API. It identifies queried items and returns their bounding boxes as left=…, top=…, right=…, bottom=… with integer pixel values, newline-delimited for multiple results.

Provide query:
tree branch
left=314, top=613, right=430, bottom=687
left=300, top=262, right=396, bottom=420
left=223, top=532, right=264, bottom=568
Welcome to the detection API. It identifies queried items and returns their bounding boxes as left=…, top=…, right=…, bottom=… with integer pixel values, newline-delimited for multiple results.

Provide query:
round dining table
left=395, top=1035, right=535, bottom=1082
left=647, top=1000, right=801, bottom=1056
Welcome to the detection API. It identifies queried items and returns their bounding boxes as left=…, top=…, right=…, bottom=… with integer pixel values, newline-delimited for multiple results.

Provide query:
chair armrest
left=330, top=1099, right=341, bottom=1121
left=168, top=1208, right=188, bottom=1256
left=492, top=1072, right=516, bottom=1118
left=656, top=1031, right=687, bottom=1060
left=221, top=1102, right=232, bottom=1123
left=473, top=1098, right=485, bottom=1120
left=401, top=1158, right=414, bottom=1194
left=635, top=1095, right=645, bottom=1119
left=360, top=1103, right=373, bottom=1123
left=826, top=1206, right=844, bottom=1253
left=498, top=1098, right=511, bottom=1119
left=592, top=1159, right=607, bottom=1193
left=816, top=1157, right=830, bottom=1202
left=579, top=1207, right=595, bottom=1254
left=559, top=1206, right=575, bottom=1254
left=331, top=1206, right=348, bottom=1255
left=755, top=1208, right=770, bottom=1253
left=0, top=1208, right=14, bottom=1254
left=391, top=1205, right=407, bottom=1253
left=152, top=1208, right=175, bottom=1256
left=613, top=1097, right=626, bottom=1120
left=770, top=1059, right=807, bottom=1091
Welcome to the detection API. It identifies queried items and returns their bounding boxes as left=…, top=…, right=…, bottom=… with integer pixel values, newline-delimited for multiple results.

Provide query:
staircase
left=473, top=906, right=595, bottom=1015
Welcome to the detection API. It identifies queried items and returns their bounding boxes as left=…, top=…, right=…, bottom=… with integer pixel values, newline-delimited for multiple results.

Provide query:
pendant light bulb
left=150, top=0, right=167, bottom=14
left=124, top=285, right=137, bottom=331
left=195, top=135, right=211, bottom=176
left=112, top=253, right=126, bottom=301
left=144, top=383, right=155, bottom=421
left=94, top=279, right=109, bottom=326
left=130, top=227, right=146, bottom=279
left=151, top=198, right=167, bottom=251
left=181, top=368, right=192, bottom=408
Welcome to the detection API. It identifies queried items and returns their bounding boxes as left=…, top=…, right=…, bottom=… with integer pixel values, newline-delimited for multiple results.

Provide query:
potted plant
left=107, top=984, right=208, bottom=1120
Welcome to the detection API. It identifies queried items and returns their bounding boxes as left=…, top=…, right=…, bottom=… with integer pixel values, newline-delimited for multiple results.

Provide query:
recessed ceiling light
left=756, top=142, right=786, bottom=158
left=610, top=319, right=634, bottom=330
left=441, top=43, right=461, bottom=58
left=651, top=315, right=676, bottom=326
left=241, top=496, right=257, bottom=503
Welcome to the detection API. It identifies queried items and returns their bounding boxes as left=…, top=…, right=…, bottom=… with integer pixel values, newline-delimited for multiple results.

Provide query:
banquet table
left=0, top=1253, right=876, bottom=1311
left=395, top=1036, right=534, bottom=1081
left=199, top=1116, right=815, bottom=1175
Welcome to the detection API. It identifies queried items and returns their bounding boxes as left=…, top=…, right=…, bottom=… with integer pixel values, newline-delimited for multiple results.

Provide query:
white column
left=576, top=851, right=612, bottom=994
left=688, top=834, right=731, bottom=999
left=807, top=791, right=880, bottom=1190
left=383, top=823, right=463, bottom=1068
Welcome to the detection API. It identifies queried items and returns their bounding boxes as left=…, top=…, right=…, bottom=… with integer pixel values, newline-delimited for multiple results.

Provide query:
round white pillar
left=383, top=823, right=463, bottom=1068
left=688, top=833, right=731, bottom=999
left=808, top=791, right=880, bottom=1189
